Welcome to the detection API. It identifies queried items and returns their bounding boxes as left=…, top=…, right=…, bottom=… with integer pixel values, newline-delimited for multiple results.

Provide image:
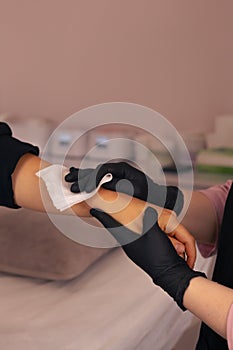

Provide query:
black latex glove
left=65, top=162, right=184, bottom=215
left=90, top=206, right=206, bottom=311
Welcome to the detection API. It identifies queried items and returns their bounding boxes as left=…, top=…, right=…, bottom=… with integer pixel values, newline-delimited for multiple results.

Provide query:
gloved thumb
left=142, top=207, right=159, bottom=233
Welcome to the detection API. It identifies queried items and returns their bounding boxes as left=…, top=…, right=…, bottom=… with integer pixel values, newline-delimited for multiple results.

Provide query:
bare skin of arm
left=183, top=276, right=233, bottom=339
left=181, top=190, right=218, bottom=245
left=12, top=153, right=90, bottom=216
left=12, top=154, right=196, bottom=267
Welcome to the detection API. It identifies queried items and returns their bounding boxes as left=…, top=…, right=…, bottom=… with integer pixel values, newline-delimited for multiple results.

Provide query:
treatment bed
left=0, top=209, right=214, bottom=350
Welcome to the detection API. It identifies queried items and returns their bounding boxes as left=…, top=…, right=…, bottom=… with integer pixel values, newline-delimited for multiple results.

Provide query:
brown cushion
left=0, top=207, right=110, bottom=280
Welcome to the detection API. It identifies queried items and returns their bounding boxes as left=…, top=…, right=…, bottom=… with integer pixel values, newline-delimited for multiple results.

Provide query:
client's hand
left=90, top=207, right=206, bottom=311
left=65, top=162, right=183, bottom=215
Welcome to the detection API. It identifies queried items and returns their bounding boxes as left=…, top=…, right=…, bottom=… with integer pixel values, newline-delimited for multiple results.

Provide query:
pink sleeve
left=197, top=180, right=232, bottom=258
left=227, top=303, right=233, bottom=350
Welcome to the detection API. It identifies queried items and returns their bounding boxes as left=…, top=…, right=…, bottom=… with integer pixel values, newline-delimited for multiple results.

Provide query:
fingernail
left=176, top=244, right=185, bottom=254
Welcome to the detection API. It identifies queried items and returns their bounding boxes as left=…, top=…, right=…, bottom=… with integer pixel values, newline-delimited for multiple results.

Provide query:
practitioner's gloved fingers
left=65, top=164, right=115, bottom=193
left=65, top=163, right=137, bottom=195
left=65, top=167, right=95, bottom=193
left=65, top=162, right=140, bottom=193
left=65, top=167, right=93, bottom=183
left=64, top=167, right=79, bottom=182
left=65, top=162, right=184, bottom=215
left=84, top=163, right=130, bottom=193
left=70, top=174, right=95, bottom=193
left=67, top=166, right=124, bottom=193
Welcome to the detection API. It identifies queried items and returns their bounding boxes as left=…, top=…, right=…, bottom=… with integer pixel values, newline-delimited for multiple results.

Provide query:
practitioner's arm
left=90, top=207, right=233, bottom=340
left=183, top=276, right=233, bottom=338
left=181, top=190, right=218, bottom=245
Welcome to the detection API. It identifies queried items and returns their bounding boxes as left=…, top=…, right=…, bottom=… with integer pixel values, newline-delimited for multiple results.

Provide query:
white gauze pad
left=36, top=164, right=113, bottom=211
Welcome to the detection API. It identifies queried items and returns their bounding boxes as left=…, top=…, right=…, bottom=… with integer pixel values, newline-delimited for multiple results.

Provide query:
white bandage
left=36, top=164, right=113, bottom=211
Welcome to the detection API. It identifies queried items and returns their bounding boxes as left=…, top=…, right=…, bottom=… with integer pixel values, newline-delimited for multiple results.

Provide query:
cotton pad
left=36, top=164, right=113, bottom=211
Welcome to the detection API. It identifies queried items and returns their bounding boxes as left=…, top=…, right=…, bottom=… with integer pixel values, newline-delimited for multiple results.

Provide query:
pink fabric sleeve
left=227, top=303, right=233, bottom=350
left=197, top=180, right=232, bottom=258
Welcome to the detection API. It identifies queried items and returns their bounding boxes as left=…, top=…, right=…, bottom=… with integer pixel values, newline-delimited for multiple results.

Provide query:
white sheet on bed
left=0, top=248, right=215, bottom=350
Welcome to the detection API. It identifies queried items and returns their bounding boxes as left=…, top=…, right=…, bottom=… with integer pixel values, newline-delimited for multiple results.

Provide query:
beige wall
left=0, top=0, right=233, bottom=132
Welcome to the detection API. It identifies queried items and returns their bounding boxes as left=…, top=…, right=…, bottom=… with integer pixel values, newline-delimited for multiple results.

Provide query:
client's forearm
left=12, top=154, right=193, bottom=262
left=12, top=154, right=90, bottom=215
left=12, top=153, right=147, bottom=222
left=12, top=153, right=151, bottom=221
left=86, top=188, right=172, bottom=234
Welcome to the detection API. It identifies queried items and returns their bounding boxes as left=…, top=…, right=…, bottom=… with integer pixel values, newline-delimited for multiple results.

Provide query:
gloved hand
left=90, top=206, right=206, bottom=310
left=65, top=162, right=184, bottom=215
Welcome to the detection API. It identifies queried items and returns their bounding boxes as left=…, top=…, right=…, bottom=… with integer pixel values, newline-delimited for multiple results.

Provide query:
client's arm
left=12, top=153, right=90, bottom=215
left=12, top=153, right=172, bottom=222
left=12, top=153, right=195, bottom=266
left=12, top=153, right=153, bottom=219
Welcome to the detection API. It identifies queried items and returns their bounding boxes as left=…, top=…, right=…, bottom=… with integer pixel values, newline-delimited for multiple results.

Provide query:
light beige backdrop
left=0, top=0, right=233, bottom=132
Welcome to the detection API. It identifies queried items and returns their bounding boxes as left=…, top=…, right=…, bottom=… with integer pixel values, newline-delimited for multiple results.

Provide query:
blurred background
left=0, top=0, right=233, bottom=177
left=0, top=0, right=232, bottom=129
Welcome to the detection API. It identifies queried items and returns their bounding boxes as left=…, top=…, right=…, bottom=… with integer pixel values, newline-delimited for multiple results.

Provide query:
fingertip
left=176, top=243, right=185, bottom=255
left=64, top=173, right=71, bottom=181
left=65, top=173, right=74, bottom=182
left=65, top=167, right=79, bottom=182
left=187, top=256, right=195, bottom=269
left=70, top=182, right=80, bottom=193
left=90, top=208, right=103, bottom=216
left=185, top=243, right=196, bottom=269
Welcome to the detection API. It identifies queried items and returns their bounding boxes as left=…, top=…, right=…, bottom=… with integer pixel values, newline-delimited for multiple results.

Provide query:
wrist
left=154, top=262, right=206, bottom=311
left=183, top=275, right=208, bottom=309
left=177, top=273, right=207, bottom=311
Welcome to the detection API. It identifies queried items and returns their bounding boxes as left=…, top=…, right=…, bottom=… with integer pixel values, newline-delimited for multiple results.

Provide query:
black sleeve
left=0, top=122, right=40, bottom=209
